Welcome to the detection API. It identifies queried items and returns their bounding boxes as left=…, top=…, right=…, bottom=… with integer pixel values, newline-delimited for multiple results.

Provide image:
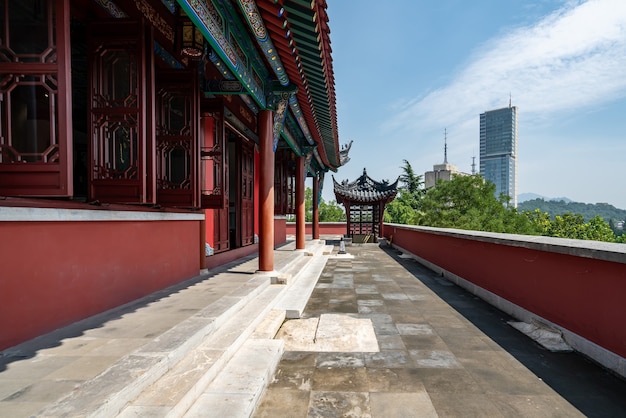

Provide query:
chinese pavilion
left=333, top=168, right=398, bottom=243
left=0, top=0, right=343, bottom=350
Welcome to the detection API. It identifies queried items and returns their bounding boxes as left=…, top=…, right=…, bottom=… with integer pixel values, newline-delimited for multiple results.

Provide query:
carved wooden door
left=155, top=70, right=198, bottom=208
left=88, top=20, right=147, bottom=203
left=239, top=140, right=254, bottom=246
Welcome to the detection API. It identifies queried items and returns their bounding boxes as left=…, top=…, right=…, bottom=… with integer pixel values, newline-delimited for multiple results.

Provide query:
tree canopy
left=383, top=161, right=621, bottom=243
left=291, top=187, right=345, bottom=222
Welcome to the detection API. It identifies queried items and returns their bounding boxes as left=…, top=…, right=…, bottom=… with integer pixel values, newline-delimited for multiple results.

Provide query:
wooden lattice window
left=0, top=0, right=73, bottom=196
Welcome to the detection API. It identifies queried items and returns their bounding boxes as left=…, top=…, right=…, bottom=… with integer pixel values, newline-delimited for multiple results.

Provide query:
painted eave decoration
left=179, top=0, right=340, bottom=172
left=254, top=0, right=340, bottom=171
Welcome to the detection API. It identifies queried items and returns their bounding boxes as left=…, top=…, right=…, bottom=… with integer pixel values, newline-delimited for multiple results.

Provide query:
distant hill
left=517, top=198, right=626, bottom=224
left=518, top=193, right=572, bottom=203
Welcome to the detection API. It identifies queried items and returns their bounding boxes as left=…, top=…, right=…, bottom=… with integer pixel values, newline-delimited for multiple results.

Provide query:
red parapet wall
left=285, top=222, right=346, bottom=236
left=0, top=211, right=203, bottom=351
left=383, top=224, right=626, bottom=361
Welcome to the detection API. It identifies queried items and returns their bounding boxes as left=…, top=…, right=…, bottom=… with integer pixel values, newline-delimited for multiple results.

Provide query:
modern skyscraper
left=479, top=103, right=518, bottom=207
left=425, top=129, right=469, bottom=188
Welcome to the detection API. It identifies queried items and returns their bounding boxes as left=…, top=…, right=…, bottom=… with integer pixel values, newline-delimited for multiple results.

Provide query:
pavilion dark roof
left=333, top=169, right=399, bottom=204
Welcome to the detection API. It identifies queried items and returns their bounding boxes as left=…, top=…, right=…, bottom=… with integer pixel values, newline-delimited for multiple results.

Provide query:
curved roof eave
left=255, top=0, right=341, bottom=171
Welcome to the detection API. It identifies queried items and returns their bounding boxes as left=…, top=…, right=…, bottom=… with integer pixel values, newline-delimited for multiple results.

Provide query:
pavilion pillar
left=258, top=110, right=274, bottom=271
left=345, top=204, right=351, bottom=237
left=312, top=174, right=320, bottom=240
left=295, top=156, right=306, bottom=249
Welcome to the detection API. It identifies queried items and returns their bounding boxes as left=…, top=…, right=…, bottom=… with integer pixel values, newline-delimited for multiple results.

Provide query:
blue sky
left=320, top=0, right=626, bottom=209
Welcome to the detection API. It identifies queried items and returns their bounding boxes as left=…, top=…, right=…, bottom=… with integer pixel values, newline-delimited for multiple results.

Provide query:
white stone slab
left=276, top=314, right=379, bottom=352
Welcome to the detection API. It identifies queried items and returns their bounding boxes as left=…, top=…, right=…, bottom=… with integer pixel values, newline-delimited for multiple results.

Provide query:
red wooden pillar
left=295, top=156, right=305, bottom=249
left=258, top=110, right=274, bottom=271
left=312, top=174, right=320, bottom=239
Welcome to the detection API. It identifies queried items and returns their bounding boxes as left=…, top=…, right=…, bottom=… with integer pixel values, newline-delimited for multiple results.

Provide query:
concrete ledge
left=0, top=206, right=204, bottom=222
left=385, top=223, right=626, bottom=264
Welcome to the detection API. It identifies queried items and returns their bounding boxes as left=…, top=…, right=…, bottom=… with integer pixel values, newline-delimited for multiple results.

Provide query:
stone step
left=118, top=241, right=330, bottom=417
left=275, top=253, right=330, bottom=319
left=118, top=284, right=284, bottom=417
left=35, top=275, right=272, bottom=418
left=182, top=339, right=283, bottom=418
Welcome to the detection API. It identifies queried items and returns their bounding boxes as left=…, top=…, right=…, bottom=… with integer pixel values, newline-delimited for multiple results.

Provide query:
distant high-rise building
left=479, top=103, right=518, bottom=207
left=425, top=129, right=469, bottom=188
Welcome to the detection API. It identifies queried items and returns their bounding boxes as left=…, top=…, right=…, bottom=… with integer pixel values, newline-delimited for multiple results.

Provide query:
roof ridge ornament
left=339, top=140, right=353, bottom=166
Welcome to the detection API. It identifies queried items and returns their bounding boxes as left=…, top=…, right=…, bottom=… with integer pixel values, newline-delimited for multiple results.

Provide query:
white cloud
left=385, top=0, right=626, bottom=133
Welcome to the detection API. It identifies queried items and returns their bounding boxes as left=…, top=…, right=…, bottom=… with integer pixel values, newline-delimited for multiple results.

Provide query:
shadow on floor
left=381, top=244, right=626, bottom=418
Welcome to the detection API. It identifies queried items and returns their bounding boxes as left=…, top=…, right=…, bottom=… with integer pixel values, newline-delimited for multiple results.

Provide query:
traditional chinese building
left=0, top=0, right=343, bottom=350
left=333, top=168, right=398, bottom=243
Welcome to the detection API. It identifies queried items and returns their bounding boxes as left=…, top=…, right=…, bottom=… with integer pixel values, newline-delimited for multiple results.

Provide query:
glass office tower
left=479, top=105, right=518, bottom=207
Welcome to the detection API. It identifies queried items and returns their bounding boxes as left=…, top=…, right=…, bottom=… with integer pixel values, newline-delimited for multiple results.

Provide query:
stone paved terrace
left=1, top=238, right=625, bottom=417
left=255, top=242, right=626, bottom=417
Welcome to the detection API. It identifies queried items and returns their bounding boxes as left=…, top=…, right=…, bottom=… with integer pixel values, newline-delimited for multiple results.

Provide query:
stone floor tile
left=83, top=338, right=149, bottom=357
left=312, top=367, right=369, bottom=392
left=468, top=366, right=548, bottom=396
left=489, top=394, right=585, bottom=418
left=280, top=351, right=318, bottom=367
left=388, top=312, right=427, bottom=324
left=1, top=378, right=80, bottom=403
left=0, top=355, right=77, bottom=380
left=357, top=299, right=384, bottom=307
left=409, top=350, right=462, bottom=368
left=44, top=355, right=120, bottom=380
left=428, top=392, right=506, bottom=417
left=315, top=352, right=365, bottom=368
left=269, top=364, right=314, bottom=391
left=308, top=391, right=371, bottom=418
left=377, top=335, right=406, bottom=350
left=417, top=368, right=485, bottom=394
left=401, top=335, right=449, bottom=351
left=0, top=401, right=48, bottom=417
left=364, top=351, right=412, bottom=368
left=254, top=388, right=311, bottom=418
left=396, top=323, right=434, bottom=335
left=366, top=368, right=428, bottom=393
left=369, top=391, right=438, bottom=418
left=117, top=405, right=170, bottom=417
left=355, top=285, right=378, bottom=295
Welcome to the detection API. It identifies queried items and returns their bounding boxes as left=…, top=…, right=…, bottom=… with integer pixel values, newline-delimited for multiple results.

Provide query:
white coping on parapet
left=0, top=206, right=205, bottom=222
left=386, top=223, right=626, bottom=264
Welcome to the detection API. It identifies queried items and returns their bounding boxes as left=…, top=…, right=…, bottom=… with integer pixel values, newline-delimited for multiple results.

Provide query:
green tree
left=416, top=175, right=526, bottom=233
left=398, top=159, right=423, bottom=196
left=294, top=187, right=345, bottom=222
left=384, top=160, right=424, bottom=224
left=545, top=213, right=615, bottom=242
left=318, top=198, right=346, bottom=221
left=384, top=194, right=420, bottom=224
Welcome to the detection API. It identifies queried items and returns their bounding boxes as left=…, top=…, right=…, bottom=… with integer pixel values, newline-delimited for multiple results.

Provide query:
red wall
left=0, top=219, right=201, bottom=350
left=384, top=225, right=626, bottom=359
left=275, top=217, right=287, bottom=247
left=285, top=222, right=346, bottom=236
